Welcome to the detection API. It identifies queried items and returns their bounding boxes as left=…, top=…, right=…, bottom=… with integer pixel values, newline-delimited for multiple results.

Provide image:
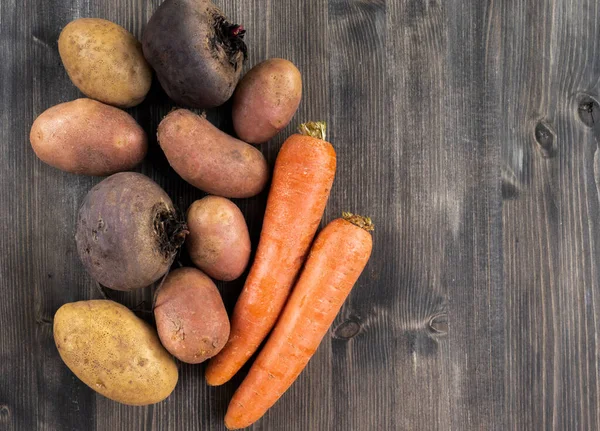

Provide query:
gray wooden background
left=2, top=0, right=600, bottom=430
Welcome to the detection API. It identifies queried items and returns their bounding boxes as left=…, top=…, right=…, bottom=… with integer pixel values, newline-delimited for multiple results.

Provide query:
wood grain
left=499, top=0, right=600, bottom=429
left=1, top=0, right=599, bottom=429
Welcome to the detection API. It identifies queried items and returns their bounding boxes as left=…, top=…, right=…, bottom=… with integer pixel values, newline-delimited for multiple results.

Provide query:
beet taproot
left=75, top=172, right=187, bottom=291
left=142, top=0, right=247, bottom=108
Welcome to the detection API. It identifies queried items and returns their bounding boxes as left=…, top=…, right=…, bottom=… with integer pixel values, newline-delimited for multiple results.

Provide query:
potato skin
left=30, top=99, right=147, bottom=176
left=186, top=196, right=250, bottom=281
left=142, top=0, right=246, bottom=108
left=58, top=18, right=152, bottom=108
left=76, top=172, right=185, bottom=291
left=232, top=59, right=302, bottom=144
left=158, top=109, right=268, bottom=198
left=54, top=300, right=178, bottom=405
left=154, top=268, right=230, bottom=364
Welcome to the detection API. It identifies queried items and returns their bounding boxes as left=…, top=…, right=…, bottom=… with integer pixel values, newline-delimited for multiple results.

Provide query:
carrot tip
left=342, top=212, right=374, bottom=232
left=205, top=372, right=227, bottom=387
left=298, top=121, right=326, bottom=140
left=224, top=417, right=244, bottom=430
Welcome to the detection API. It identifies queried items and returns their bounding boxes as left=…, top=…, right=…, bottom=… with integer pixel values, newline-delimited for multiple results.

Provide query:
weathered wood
left=499, top=0, right=600, bottom=429
left=2, top=0, right=600, bottom=429
left=386, top=1, right=505, bottom=429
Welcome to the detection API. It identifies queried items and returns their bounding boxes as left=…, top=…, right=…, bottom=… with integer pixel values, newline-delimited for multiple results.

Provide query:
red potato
left=186, top=196, right=251, bottom=281
left=232, top=59, right=302, bottom=144
left=30, top=99, right=147, bottom=176
left=158, top=109, right=268, bottom=198
left=154, top=268, right=230, bottom=364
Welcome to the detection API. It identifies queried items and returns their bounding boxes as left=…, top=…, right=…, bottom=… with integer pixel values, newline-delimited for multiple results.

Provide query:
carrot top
left=298, top=121, right=327, bottom=140
left=342, top=212, right=374, bottom=232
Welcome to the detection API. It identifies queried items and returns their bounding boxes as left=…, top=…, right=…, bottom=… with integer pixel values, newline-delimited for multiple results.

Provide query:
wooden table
left=2, top=0, right=600, bottom=430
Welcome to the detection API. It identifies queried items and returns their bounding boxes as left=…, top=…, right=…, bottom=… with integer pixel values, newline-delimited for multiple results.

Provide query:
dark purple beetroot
left=75, top=172, right=187, bottom=291
left=142, top=0, right=247, bottom=108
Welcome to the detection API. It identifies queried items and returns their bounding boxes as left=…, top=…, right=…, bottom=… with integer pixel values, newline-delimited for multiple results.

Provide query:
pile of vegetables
left=31, top=0, right=373, bottom=428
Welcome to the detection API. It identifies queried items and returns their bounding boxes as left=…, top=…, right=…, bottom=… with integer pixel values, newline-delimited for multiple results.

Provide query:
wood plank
left=385, top=0, right=505, bottom=429
left=29, top=1, right=101, bottom=430
left=500, top=0, right=600, bottom=429
left=327, top=1, right=396, bottom=430
left=0, top=1, right=39, bottom=429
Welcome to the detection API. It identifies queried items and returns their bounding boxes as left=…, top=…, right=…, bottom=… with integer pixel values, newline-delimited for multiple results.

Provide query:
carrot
left=205, top=121, right=336, bottom=386
left=224, top=213, right=374, bottom=429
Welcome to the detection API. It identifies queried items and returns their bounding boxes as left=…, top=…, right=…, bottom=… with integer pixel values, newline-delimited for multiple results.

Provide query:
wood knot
left=35, top=315, right=53, bottom=326
left=0, top=404, right=11, bottom=422
left=501, top=165, right=520, bottom=200
left=534, top=121, right=557, bottom=158
left=577, top=95, right=599, bottom=128
left=428, top=313, right=448, bottom=336
left=333, top=319, right=361, bottom=340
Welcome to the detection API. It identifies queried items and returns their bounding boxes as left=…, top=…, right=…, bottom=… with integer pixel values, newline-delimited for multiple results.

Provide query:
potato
left=142, top=0, right=247, bottom=108
left=186, top=196, right=250, bottom=281
left=58, top=18, right=152, bottom=108
left=154, top=268, right=230, bottom=364
left=53, top=300, right=178, bottom=405
left=30, top=99, right=147, bottom=176
left=76, top=172, right=187, bottom=291
left=157, top=109, right=268, bottom=198
left=232, top=59, right=302, bottom=144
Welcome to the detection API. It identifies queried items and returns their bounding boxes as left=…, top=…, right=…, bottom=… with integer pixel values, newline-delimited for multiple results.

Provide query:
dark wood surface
left=1, top=0, right=599, bottom=430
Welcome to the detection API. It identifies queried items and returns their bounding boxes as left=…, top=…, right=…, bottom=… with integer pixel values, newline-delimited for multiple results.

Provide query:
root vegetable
left=205, top=122, right=336, bottom=386
left=75, top=172, right=187, bottom=291
left=225, top=214, right=373, bottom=429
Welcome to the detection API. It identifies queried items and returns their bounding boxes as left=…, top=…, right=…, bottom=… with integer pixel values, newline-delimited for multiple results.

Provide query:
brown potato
left=157, top=109, right=268, bottom=198
left=232, top=58, right=302, bottom=144
left=54, top=300, right=178, bottom=405
left=154, top=268, right=230, bottom=364
left=30, top=99, right=147, bottom=176
left=59, top=18, right=152, bottom=108
left=186, top=196, right=251, bottom=281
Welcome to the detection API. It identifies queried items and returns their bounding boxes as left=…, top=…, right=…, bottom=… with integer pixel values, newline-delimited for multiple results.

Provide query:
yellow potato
left=58, top=18, right=152, bottom=108
left=53, top=300, right=178, bottom=405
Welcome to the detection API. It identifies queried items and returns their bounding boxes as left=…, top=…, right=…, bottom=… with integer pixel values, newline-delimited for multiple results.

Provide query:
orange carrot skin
left=224, top=218, right=373, bottom=430
left=205, top=133, right=336, bottom=386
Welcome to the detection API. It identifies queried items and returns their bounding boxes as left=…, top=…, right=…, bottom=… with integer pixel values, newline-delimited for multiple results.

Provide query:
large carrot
left=205, top=121, right=336, bottom=386
left=224, top=214, right=374, bottom=429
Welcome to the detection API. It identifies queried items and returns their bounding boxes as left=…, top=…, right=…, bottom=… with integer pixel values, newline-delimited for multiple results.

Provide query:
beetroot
left=75, top=172, right=187, bottom=291
left=142, top=0, right=247, bottom=108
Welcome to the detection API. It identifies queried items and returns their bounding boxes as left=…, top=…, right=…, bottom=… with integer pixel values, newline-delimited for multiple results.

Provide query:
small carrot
left=224, top=213, right=374, bottom=429
left=205, top=121, right=336, bottom=386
